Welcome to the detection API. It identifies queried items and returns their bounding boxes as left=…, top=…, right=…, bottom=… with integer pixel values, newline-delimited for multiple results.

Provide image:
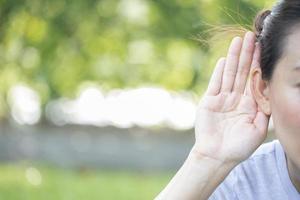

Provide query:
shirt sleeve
left=207, top=168, right=239, bottom=200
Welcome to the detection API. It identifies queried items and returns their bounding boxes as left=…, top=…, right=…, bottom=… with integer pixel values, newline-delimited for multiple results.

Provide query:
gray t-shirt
left=208, top=140, right=300, bottom=200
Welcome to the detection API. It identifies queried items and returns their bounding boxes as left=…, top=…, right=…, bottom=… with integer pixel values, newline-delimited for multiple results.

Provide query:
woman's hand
left=156, top=31, right=269, bottom=200
left=193, top=31, right=270, bottom=165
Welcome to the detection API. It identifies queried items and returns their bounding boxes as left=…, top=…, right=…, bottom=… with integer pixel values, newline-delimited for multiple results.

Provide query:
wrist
left=188, top=145, right=238, bottom=171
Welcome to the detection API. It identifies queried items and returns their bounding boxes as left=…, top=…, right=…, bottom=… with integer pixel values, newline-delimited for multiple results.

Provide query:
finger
left=221, top=36, right=243, bottom=93
left=245, top=42, right=261, bottom=96
left=233, top=31, right=256, bottom=94
left=206, top=57, right=226, bottom=96
left=251, top=42, right=261, bottom=70
left=244, top=80, right=252, bottom=97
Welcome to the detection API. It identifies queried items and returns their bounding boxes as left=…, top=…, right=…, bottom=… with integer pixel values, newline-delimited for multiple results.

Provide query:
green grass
left=0, top=163, right=173, bottom=200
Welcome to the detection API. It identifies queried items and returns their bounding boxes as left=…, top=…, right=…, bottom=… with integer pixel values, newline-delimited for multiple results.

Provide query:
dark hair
left=254, top=0, right=300, bottom=80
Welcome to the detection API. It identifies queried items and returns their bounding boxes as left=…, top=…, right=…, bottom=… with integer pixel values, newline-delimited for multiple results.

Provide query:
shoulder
left=223, top=139, right=279, bottom=181
left=232, top=139, right=281, bottom=186
left=225, top=139, right=280, bottom=187
left=209, top=140, right=282, bottom=199
left=236, top=139, right=279, bottom=174
left=248, top=139, right=279, bottom=159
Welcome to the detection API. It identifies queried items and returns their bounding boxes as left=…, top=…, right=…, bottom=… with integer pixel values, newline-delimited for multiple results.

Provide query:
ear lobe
left=250, top=67, right=272, bottom=116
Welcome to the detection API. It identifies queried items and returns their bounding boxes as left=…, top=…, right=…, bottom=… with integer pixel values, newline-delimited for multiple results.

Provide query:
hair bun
left=254, top=10, right=272, bottom=39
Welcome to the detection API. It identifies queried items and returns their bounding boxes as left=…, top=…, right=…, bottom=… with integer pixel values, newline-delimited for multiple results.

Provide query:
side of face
left=251, top=25, right=300, bottom=168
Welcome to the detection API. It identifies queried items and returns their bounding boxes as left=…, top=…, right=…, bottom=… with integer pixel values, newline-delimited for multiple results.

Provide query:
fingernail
left=233, top=36, right=242, bottom=43
left=245, top=31, right=255, bottom=39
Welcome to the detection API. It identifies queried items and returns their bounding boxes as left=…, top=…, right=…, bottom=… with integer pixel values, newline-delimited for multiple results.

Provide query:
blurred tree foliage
left=0, top=0, right=274, bottom=118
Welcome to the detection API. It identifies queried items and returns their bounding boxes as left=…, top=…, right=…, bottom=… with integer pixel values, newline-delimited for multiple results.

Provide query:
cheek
left=270, top=87, right=300, bottom=133
left=271, top=88, right=300, bottom=168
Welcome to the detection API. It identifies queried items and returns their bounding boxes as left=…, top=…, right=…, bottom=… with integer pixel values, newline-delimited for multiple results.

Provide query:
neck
left=287, top=156, right=300, bottom=193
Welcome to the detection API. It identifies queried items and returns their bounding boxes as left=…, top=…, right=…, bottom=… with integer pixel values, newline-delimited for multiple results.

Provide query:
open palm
left=193, top=32, right=270, bottom=165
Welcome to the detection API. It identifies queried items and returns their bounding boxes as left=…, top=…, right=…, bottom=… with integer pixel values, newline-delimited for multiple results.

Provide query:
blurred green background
left=0, top=0, right=275, bottom=199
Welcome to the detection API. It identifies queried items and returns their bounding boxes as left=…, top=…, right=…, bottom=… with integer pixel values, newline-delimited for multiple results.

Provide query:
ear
left=250, top=67, right=272, bottom=115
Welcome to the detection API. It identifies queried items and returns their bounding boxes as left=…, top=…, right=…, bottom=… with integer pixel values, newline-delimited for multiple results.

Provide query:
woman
left=156, top=0, right=300, bottom=199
